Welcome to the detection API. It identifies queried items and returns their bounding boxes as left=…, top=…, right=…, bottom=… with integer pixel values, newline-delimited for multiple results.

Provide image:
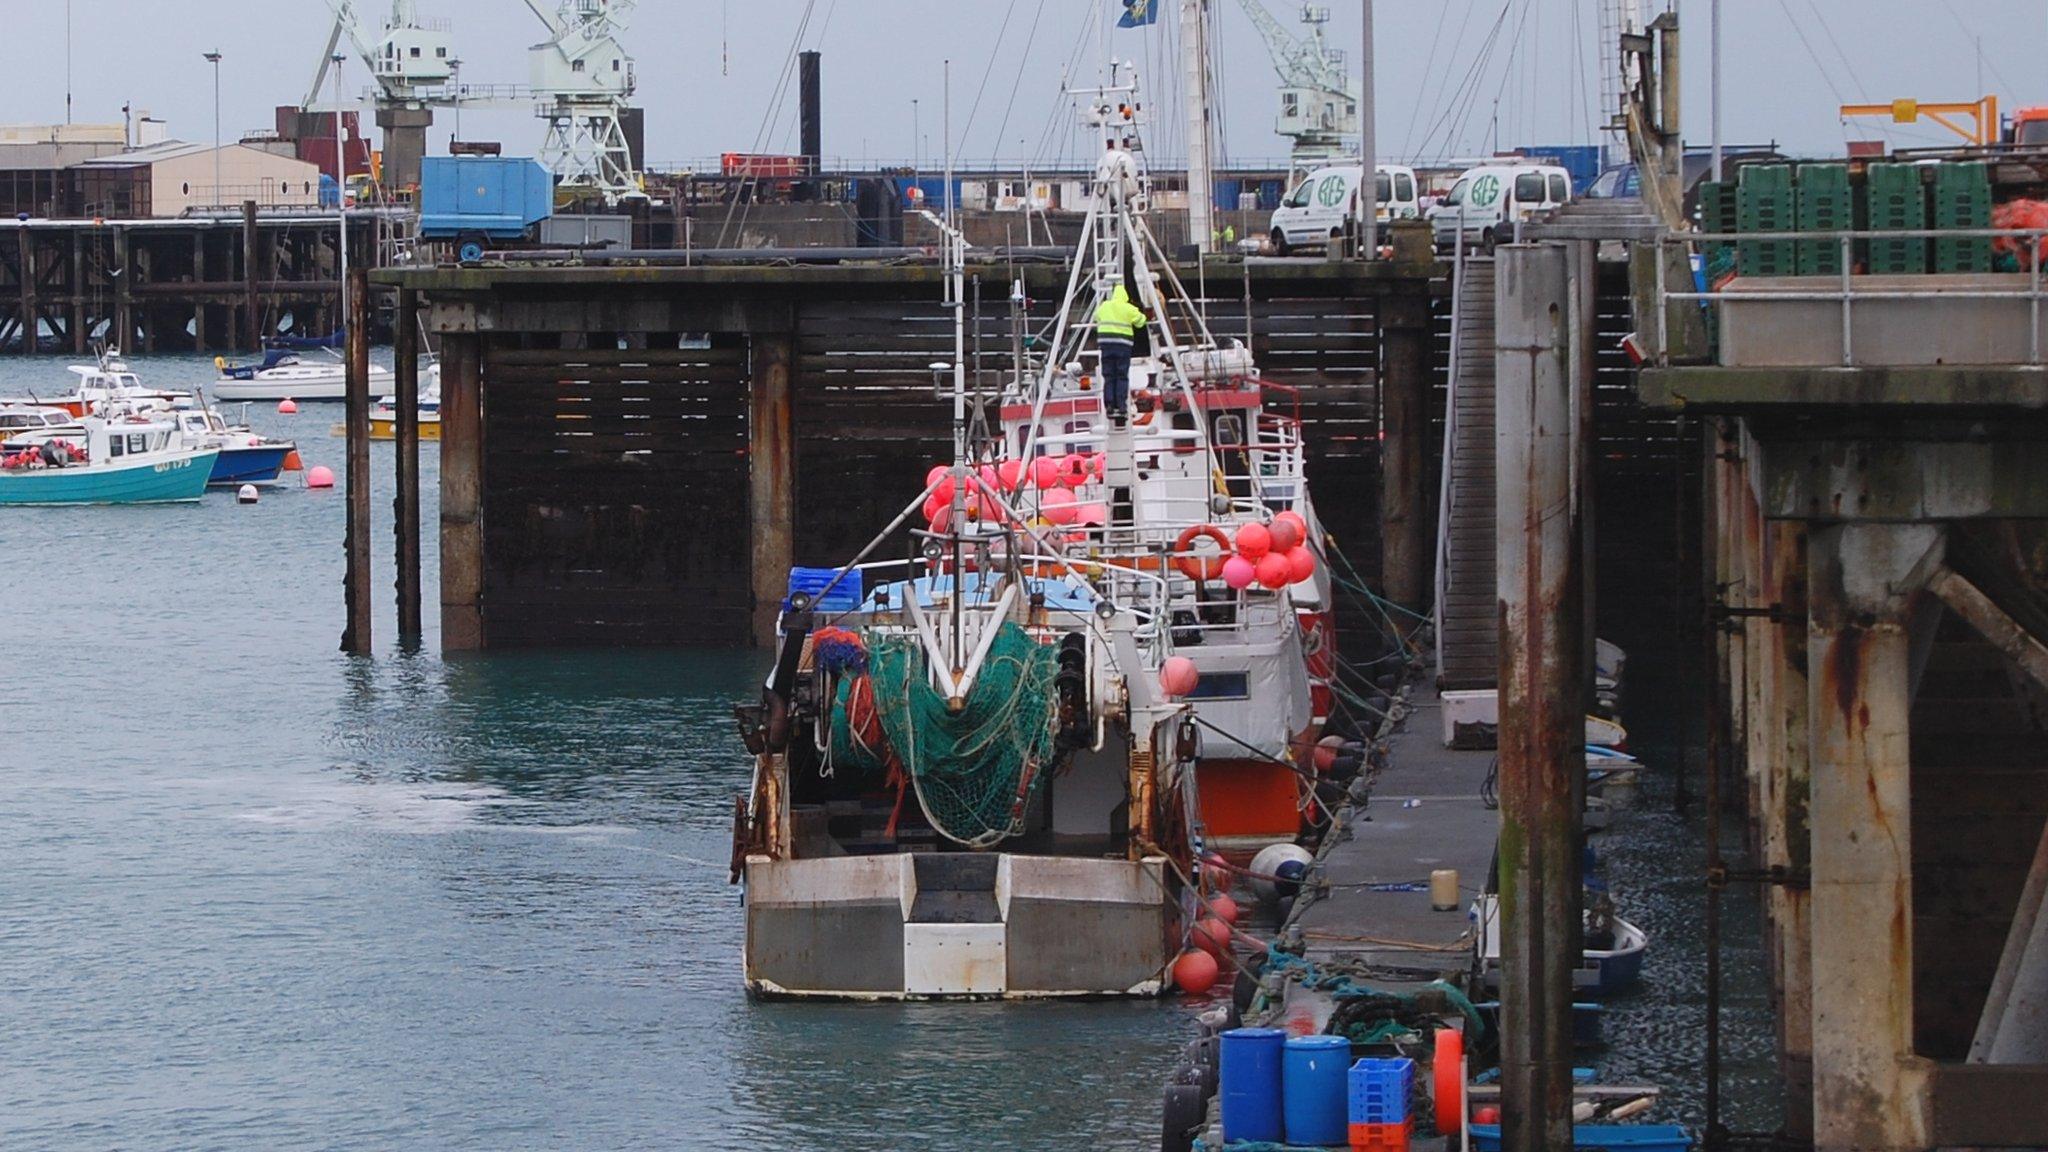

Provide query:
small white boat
left=1, top=349, right=189, bottom=418
left=213, top=348, right=393, bottom=401
left=1474, top=894, right=1651, bottom=997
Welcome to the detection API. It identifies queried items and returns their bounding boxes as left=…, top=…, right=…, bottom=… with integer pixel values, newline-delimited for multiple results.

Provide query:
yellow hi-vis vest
left=1094, top=286, right=1144, bottom=343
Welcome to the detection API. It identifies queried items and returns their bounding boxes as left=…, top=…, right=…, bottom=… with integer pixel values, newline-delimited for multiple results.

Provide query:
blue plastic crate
left=1469, top=1124, right=1690, bottom=1152
left=784, top=566, right=863, bottom=614
left=1348, top=1057, right=1415, bottom=1125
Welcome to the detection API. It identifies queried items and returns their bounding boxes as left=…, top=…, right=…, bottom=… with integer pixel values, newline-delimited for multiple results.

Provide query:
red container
left=1349, top=1117, right=1413, bottom=1152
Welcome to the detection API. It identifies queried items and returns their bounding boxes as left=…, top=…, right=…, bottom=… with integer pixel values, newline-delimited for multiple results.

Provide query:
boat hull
left=0, top=449, right=218, bottom=505
left=743, top=852, right=1174, bottom=1000
left=213, top=367, right=392, bottom=402
left=208, top=445, right=293, bottom=485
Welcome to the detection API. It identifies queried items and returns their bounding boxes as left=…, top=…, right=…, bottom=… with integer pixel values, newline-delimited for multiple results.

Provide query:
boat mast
left=1182, top=0, right=1213, bottom=256
left=333, top=53, right=348, bottom=342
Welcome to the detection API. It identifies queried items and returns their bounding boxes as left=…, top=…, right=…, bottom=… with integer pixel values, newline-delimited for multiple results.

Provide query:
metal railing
left=1657, top=227, right=2048, bottom=367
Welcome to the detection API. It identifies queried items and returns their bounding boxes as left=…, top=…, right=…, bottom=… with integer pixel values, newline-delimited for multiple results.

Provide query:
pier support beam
left=1762, top=515, right=1815, bottom=1140
left=112, top=226, right=131, bottom=351
left=440, top=333, right=484, bottom=652
left=192, top=231, right=207, bottom=353
left=1806, top=522, right=1941, bottom=1151
left=1493, top=243, right=1584, bottom=1152
left=750, top=331, right=797, bottom=647
left=242, top=201, right=260, bottom=351
left=394, top=286, right=423, bottom=649
left=18, top=223, right=35, bottom=355
left=69, top=230, right=84, bottom=355
left=1378, top=290, right=1430, bottom=614
left=341, top=266, right=373, bottom=655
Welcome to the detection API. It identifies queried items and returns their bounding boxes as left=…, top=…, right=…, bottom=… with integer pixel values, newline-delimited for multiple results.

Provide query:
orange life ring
left=1174, top=524, right=1230, bottom=582
left=1434, top=1027, right=1466, bottom=1134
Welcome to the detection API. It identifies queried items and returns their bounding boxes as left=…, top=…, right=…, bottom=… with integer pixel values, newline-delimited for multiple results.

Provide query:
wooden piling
left=112, top=226, right=131, bottom=351
left=341, top=266, right=373, bottom=655
left=241, top=200, right=260, bottom=350
left=68, top=230, right=84, bottom=355
left=192, top=231, right=206, bottom=353
left=439, top=333, right=484, bottom=651
left=1493, top=243, right=1583, bottom=1152
left=1377, top=291, right=1429, bottom=613
left=394, top=286, right=423, bottom=648
left=750, top=331, right=797, bottom=647
left=17, top=225, right=35, bottom=355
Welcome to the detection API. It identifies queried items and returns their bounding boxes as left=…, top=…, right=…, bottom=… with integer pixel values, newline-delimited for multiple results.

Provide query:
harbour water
left=1, top=354, right=1768, bottom=1148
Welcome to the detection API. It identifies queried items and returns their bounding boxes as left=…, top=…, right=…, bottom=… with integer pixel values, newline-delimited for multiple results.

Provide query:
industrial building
left=70, top=141, right=323, bottom=218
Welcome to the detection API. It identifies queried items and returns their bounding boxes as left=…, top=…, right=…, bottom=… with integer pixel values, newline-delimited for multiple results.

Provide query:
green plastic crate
left=1736, top=164, right=1794, bottom=277
left=1795, top=163, right=1851, bottom=275
left=1866, top=162, right=1927, bottom=274
left=1931, top=161, right=1990, bottom=273
left=1696, top=179, right=1736, bottom=280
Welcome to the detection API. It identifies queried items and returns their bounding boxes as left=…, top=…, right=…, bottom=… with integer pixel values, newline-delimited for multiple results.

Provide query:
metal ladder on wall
left=1434, top=252, right=1500, bottom=689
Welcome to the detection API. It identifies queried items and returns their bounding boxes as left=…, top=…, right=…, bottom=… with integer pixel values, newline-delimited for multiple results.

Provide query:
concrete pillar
left=341, top=266, right=372, bottom=656
left=1494, top=242, right=1583, bottom=1152
left=394, top=287, right=423, bottom=649
left=1378, top=289, right=1430, bottom=614
left=1806, top=522, right=1941, bottom=1151
left=375, top=106, right=434, bottom=195
left=1763, top=517, right=1815, bottom=1140
left=750, top=331, right=796, bottom=647
left=440, top=333, right=484, bottom=652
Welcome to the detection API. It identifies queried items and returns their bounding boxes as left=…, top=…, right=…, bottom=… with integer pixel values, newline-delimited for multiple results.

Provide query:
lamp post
left=912, top=98, right=921, bottom=185
left=449, top=58, right=463, bottom=144
left=204, top=50, right=223, bottom=209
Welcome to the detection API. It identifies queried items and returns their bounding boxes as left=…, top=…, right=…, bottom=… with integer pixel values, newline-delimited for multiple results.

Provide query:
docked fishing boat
left=213, top=348, right=392, bottom=401
left=0, top=404, right=80, bottom=440
left=372, top=359, right=441, bottom=440
left=730, top=64, right=1332, bottom=1000
left=0, top=413, right=217, bottom=505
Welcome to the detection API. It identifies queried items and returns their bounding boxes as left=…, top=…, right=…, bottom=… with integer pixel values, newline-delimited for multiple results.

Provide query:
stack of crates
left=1794, top=163, right=1851, bottom=275
left=1348, top=1057, right=1415, bottom=1152
left=1932, top=161, right=1992, bottom=273
left=1865, top=162, right=1927, bottom=274
left=1696, top=179, right=1736, bottom=270
left=1735, top=164, right=1795, bottom=277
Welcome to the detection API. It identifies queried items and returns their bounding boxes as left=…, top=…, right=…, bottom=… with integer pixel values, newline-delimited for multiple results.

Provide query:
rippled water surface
left=0, top=355, right=1194, bottom=1151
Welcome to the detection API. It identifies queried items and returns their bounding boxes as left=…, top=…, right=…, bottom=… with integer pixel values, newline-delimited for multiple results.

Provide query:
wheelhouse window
left=109, top=437, right=124, bottom=457
left=127, top=433, right=146, bottom=454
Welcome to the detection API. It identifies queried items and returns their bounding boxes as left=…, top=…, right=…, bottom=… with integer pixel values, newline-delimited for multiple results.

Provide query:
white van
left=1427, top=163, right=1573, bottom=251
left=1268, top=164, right=1420, bottom=255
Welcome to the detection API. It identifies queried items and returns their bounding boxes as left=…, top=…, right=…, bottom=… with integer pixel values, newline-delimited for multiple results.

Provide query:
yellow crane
left=1839, top=96, right=1999, bottom=146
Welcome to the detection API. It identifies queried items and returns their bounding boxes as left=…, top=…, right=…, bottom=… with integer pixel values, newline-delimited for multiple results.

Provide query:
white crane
left=303, top=1, right=457, bottom=194
left=522, top=0, right=642, bottom=203
left=1233, top=1, right=1358, bottom=172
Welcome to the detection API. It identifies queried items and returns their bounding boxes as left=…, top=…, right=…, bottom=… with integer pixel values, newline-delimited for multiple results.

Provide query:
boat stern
left=742, top=852, right=1174, bottom=1000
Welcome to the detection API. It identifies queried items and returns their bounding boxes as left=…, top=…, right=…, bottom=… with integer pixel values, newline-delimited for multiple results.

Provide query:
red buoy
left=1172, top=947, right=1219, bottom=994
left=1234, top=521, right=1273, bottom=559
left=1194, top=916, right=1232, bottom=957
left=276, top=398, right=298, bottom=415
left=1209, top=892, right=1240, bottom=925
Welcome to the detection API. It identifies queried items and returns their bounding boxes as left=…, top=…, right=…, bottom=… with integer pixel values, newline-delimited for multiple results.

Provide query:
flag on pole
left=1117, top=0, right=1159, bottom=29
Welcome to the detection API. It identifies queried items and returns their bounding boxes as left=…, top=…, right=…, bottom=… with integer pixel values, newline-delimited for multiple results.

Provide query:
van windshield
left=1442, top=178, right=1469, bottom=206
left=1283, top=179, right=1313, bottom=208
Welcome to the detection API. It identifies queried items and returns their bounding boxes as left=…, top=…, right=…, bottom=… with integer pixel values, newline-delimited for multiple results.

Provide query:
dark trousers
left=1100, top=340, right=1132, bottom=414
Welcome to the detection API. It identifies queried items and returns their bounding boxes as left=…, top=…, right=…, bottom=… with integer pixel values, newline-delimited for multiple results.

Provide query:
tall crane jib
left=1234, top=0, right=1358, bottom=173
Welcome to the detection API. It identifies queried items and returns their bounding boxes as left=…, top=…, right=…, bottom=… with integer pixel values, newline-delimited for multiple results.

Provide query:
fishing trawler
left=729, top=61, right=1332, bottom=1000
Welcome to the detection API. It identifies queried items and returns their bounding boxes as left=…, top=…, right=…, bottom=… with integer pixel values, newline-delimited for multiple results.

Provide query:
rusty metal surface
left=1493, top=243, right=1584, bottom=1152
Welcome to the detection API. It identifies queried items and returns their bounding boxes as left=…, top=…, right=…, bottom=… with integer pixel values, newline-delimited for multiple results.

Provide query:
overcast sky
left=4, top=1, right=2044, bottom=170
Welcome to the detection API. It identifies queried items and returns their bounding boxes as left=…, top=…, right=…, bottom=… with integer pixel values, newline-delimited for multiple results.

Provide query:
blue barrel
left=1282, top=1034, right=1352, bottom=1146
left=1218, top=1027, right=1286, bottom=1143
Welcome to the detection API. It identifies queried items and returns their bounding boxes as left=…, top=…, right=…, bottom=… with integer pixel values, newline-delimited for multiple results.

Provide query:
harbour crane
left=304, top=1, right=457, bottom=194
left=522, top=0, right=643, bottom=203
left=1233, top=1, right=1357, bottom=173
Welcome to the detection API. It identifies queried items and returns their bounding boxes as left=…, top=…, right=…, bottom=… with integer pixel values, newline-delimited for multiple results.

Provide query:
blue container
left=784, top=566, right=863, bottom=614
left=418, top=157, right=555, bottom=240
left=1218, top=1027, right=1287, bottom=1144
left=1348, top=1056, right=1415, bottom=1124
left=1282, top=1034, right=1351, bottom=1146
left=1469, top=1124, right=1692, bottom=1152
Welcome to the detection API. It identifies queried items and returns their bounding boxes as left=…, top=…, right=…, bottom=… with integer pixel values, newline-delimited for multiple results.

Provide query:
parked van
left=1268, top=164, right=1420, bottom=255
left=1427, top=163, right=1573, bottom=251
